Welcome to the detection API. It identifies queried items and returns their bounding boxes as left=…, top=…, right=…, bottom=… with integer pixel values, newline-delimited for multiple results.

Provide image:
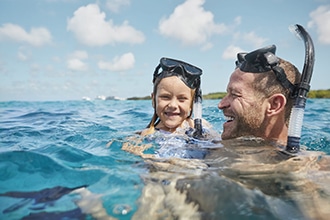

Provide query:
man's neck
left=262, top=116, right=288, bottom=145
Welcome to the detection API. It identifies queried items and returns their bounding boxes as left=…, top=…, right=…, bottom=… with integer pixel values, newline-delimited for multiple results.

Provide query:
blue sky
left=0, top=0, right=329, bottom=101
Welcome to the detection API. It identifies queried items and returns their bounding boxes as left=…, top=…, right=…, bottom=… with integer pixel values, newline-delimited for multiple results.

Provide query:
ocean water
left=0, top=99, right=329, bottom=219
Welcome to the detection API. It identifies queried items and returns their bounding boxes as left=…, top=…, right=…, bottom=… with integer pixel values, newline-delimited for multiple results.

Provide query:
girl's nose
left=168, top=98, right=178, bottom=108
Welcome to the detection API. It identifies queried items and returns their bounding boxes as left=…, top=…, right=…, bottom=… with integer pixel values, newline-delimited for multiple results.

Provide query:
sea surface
left=0, top=99, right=329, bottom=219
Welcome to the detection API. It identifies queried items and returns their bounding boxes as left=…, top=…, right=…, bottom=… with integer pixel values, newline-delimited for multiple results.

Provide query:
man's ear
left=266, top=94, right=287, bottom=116
left=151, top=93, right=155, bottom=108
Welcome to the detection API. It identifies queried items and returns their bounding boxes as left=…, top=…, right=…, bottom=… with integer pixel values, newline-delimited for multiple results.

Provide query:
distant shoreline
left=127, top=89, right=330, bottom=100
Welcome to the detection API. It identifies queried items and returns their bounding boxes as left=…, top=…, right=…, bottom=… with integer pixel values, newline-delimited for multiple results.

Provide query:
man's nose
left=218, top=95, right=229, bottom=109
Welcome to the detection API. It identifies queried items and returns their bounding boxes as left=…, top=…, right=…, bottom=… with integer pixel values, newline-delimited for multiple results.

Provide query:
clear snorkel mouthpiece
left=286, top=24, right=315, bottom=153
left=192, top=85, right=204, bottom=139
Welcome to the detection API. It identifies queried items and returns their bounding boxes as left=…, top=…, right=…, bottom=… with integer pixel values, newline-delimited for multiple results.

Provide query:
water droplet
left=113, top=204, right=131, bottom=215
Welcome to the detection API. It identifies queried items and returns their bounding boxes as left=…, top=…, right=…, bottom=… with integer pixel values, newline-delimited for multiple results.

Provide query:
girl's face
left=152, top=76, right=193, bottom=132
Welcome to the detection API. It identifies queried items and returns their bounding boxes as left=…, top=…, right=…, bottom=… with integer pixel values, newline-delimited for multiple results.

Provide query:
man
left=218, top=45, right=301, bottom=145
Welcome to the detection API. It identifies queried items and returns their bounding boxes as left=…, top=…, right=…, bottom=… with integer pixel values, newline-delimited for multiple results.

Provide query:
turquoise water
left=0, top=99, right=329, bottom=219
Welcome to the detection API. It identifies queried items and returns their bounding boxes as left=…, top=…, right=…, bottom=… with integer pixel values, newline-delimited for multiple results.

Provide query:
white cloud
left=222, top=45, right=243, bottom=60
left=67, top=59, right=88, bottom=71
left=234, top=16, right=242, bottom=26
left=17, top=47, right=31, bottom=61
left=240, top=31, right=267, bottom=48
left=201, top=42, right=213, bottom=51
left=0, top=23, right=52, bottom=46
left=105, top=0, right=130, bottom=13
left=67, top=50, right=89, bottom=71
left=231, top=31, right=267, bottom=49
left=67, top=4, right=145, bottom=46
left=222, top=31, right=266, bottom=60
left=158, top=0, right=228, bottom=48
left=17, top=46, right=33, bottom=62
left=69, top=50, right=88, bottom=59
left=308, top=5, right=330, bottom=45
left=98, top=52, right=135, bottom=72
left=18, top=51, right=28, bottom=61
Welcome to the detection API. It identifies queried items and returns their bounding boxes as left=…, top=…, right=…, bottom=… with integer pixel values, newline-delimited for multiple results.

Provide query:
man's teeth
left=225, top=116, right=234, bottom=121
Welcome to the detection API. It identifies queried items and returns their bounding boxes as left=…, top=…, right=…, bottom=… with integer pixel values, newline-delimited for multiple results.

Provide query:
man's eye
left=231, top=93, right=240, bottom=98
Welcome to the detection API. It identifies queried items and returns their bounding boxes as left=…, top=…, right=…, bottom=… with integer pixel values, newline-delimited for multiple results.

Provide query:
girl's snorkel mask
left=153, top=57, right=202, bottom=90
left=153, top=57, right=204, bottom=139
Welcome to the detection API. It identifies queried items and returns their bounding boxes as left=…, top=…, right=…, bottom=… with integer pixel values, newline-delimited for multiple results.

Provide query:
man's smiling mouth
left=225, top=115, right=234, bottom=122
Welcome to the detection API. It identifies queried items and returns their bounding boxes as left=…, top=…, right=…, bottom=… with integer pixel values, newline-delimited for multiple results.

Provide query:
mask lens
left=160, top=58, right=202, bottom=76
left=161, top=58, right=178, bottom=68
left=154, top=57, right=202, bottom=89
left=236, top=45, right=277, bottom=73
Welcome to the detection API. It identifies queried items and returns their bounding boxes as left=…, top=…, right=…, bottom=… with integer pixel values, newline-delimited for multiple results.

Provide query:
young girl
left=122, top=57, right=218, bottom=159
left=141, top=57, right=204, bottom=136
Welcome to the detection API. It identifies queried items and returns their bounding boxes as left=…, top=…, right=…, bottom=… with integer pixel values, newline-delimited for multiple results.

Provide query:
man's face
left=218, top=69, right=268, bottom=140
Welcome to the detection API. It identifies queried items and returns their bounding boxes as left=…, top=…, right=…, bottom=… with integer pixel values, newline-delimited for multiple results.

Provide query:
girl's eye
left=159, top=95, right=170, bottom=100
left=178, top=97, right=188, bottom=101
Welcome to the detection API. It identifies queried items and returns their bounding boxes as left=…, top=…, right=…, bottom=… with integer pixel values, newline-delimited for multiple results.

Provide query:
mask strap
left=153, top=64, right=162, bottom=83
left=271, top=66, right=297, bottom=97
left=264, top=52, right=297, bottom=98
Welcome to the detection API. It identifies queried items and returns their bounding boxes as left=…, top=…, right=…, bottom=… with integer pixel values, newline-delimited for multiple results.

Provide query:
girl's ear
left=151, top=93, right=155, bottom=108
left=266, top=94, right=287, bottom=116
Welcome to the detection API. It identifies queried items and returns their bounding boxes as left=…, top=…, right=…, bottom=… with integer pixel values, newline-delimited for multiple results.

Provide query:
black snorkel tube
left=286, top=24, right=315, bottom=153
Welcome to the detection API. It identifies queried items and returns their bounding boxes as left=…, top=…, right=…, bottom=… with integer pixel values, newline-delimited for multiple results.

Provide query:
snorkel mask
left=235, top=45, right=297, bottom=96
left=153, top=57, right=202, bottom=89
left=153, top=57, right=205, bottom=139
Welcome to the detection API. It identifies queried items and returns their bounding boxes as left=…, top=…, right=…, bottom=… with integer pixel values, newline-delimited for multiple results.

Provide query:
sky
left=0, top=0, right=329, bottom=101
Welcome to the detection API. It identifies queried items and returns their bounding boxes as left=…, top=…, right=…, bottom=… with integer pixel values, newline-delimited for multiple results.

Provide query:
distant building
left=82, top=96, right=91, bottom=101
left=106, top=96, right=126, bottom=101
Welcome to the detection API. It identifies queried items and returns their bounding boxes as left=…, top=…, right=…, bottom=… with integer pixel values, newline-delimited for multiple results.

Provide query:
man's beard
left=224, top=107, right=265, bottom=140
left=236, top=113, right=264, bottom=137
